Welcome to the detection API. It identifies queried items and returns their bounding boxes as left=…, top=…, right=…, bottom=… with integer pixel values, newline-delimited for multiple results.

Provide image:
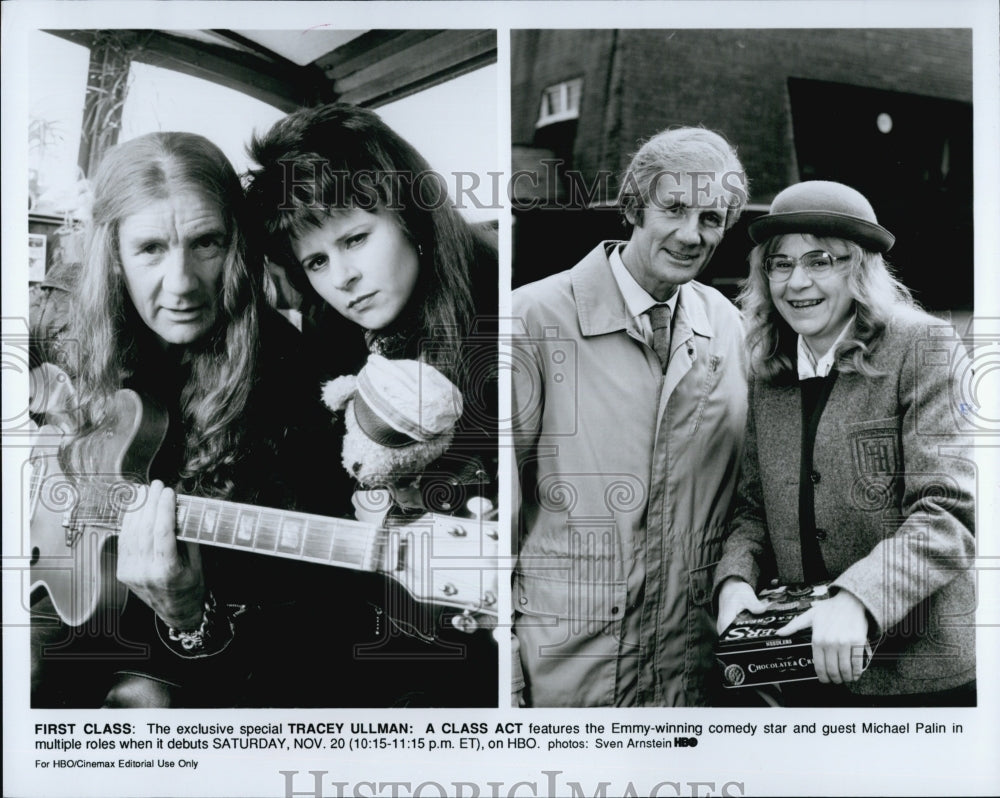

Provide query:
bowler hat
left=749, top=180, right=895, bottom=252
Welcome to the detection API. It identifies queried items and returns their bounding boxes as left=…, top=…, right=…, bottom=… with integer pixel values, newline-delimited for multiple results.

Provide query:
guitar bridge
left=62, top=510, right=82, bottom=548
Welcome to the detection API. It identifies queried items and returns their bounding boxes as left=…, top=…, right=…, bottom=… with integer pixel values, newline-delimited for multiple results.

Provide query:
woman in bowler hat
left=714, top=181, right=976, bottom=706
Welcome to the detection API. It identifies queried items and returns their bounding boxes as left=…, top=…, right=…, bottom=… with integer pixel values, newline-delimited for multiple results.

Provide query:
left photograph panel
left=25, top=28, right=500, bottom=708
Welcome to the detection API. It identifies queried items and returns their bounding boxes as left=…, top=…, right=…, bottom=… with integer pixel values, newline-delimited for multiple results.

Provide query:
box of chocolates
left=716, top=582, right=873, bottom=688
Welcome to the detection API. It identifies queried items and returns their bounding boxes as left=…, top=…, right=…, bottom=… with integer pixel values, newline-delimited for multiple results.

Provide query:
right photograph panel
left=509, top=28, right=976, bottom=709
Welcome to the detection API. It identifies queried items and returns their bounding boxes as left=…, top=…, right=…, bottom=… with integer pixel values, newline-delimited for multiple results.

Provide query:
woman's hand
left=117, top=480, right=206, bottom=630
left=716, top=577, right=769, bottom=635
left=778, top=590, right=870, bottom=684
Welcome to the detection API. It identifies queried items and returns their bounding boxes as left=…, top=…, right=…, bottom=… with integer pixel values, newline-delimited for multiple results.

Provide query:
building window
left=536, top=78, right=582, bottom=127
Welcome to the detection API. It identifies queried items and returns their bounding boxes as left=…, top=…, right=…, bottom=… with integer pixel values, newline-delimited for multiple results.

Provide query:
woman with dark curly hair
left=245, top=103, right=498, bottom=514
left=244, top=104, right=498, bottom=707
left=714, top=181, right=976, bottom=706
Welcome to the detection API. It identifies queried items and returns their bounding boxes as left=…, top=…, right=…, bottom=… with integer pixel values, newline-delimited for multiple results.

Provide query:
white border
left=4, top=3, right=999, bottom=797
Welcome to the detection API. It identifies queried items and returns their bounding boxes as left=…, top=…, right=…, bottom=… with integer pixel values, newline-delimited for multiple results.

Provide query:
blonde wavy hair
left=738, top=233, right=919, bottom=382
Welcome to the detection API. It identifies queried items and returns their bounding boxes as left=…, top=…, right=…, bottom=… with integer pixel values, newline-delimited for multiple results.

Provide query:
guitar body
left=30, top=390, right=167, bottom=627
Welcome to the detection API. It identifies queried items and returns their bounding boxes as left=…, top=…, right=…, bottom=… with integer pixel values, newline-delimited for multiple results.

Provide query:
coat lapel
left=662, top=284, right=714, bottom=400
left=570, top=243, right=631, bottom=338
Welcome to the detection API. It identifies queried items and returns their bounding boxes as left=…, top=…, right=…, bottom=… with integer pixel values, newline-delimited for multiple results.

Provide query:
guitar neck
left=48, top=477, right=497, bottom=616
left=175, top=495, right=384, bottom=574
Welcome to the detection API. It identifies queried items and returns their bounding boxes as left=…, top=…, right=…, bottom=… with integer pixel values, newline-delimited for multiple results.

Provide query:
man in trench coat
left=512, top=127, right=749, bottom=706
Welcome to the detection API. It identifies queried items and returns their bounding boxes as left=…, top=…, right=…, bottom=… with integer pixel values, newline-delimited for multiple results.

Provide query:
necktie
left=647, top=304, right=672, bottom=373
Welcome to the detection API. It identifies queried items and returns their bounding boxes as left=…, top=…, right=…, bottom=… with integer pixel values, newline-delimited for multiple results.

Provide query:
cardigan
left=798, top=373, right=838, bottom=582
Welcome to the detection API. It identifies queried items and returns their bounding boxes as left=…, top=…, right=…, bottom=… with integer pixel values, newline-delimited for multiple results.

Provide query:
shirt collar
left=609, top=244, right=679, bottom=319
left=570, top=242, right=714, bottom=341
left=797, top=317, right=855, bottom=380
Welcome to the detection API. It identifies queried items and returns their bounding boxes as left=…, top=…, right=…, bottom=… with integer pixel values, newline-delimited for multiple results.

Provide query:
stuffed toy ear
left=321, top=375, right=358, bottom=414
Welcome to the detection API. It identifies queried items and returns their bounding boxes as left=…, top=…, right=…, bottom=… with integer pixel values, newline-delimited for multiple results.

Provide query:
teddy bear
left=321, top=354, right=464, bottom=509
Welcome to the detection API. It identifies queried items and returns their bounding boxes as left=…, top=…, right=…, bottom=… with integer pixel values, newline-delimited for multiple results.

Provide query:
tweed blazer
left=714, top=308, right=976, bottom=695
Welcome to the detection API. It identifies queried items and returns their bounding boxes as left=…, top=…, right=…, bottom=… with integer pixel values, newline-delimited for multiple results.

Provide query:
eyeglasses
left=762, top=251, right=851, bottom=282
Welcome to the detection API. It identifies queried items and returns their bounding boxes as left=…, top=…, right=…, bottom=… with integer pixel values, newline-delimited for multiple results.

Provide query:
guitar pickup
left=395, top=536, right=408, bottom=571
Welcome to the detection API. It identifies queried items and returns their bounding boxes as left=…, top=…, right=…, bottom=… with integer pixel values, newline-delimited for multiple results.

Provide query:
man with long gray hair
left=29, top=131, right=353, bottom=707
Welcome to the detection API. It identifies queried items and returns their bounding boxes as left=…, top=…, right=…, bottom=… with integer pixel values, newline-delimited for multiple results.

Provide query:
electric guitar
left=28, top=389, right=498, bottom=635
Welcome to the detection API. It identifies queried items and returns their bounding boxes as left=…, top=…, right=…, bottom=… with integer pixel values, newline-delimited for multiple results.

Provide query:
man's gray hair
left=618, top=126, right=748, bottom=229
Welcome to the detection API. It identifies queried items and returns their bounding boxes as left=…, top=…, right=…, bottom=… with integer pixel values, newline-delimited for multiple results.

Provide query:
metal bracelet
left=166, top=591, right=221, bottom=652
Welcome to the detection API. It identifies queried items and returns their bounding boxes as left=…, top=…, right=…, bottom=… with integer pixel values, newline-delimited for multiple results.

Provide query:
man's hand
left=117, top=480, right=206, bottom=630
left=778, top=590, right=870, bottom=684
left=716, top=577, right=769, bottom=635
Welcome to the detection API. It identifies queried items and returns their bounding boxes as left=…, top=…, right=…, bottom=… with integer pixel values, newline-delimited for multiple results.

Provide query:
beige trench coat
left=512, top=243, right=747, bottom=706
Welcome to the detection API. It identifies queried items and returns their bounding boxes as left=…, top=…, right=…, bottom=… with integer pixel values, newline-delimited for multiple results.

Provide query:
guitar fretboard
left=175, top=495, right=383, bottom=573
left=31, top=460, right=497, bottom=616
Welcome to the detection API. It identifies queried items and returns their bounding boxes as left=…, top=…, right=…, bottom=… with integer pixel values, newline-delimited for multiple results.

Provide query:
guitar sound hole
left=30, top=546, right=40, bottom=566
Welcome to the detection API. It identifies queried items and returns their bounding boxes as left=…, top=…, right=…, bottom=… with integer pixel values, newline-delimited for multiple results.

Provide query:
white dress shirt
left=609, top=245, right=679, bottom=348
left=797, top=317, right=855, bottom=380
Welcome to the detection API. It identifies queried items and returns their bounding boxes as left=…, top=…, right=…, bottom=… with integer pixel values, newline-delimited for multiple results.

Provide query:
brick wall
left=511, top=28, right=974, bottom=310
left=512, top=28, right=972, bottom=203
